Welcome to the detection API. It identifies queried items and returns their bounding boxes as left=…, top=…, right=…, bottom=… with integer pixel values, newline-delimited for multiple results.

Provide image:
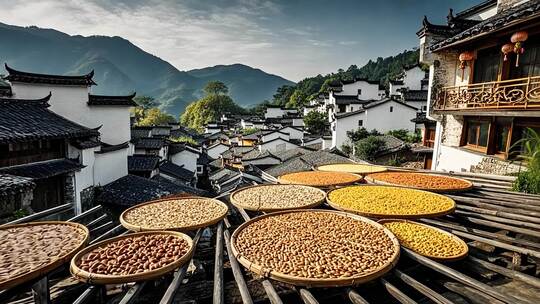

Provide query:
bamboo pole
left=450, top=213, right=540, bottom=238
left=380, top=278, right=417, bottom=304
left=261, top=280, right=284, bottom=304
left=465, top=256, right=540, bottom=289
left=441, top=281, right=505, bottom=304
left=450, top=195, right=540, bottom=212
left=298, top=288, right=319, bottom=304
left=455, top=210, right=540, bottom=231
left=118, top=282, right=147, bottom=304
left=213, top=221, right=224, bottom=304
left=223, top=228, right=254, bottom=304
left=456, top=205, right=540, bottom=225
left=393, top=269, right=454, bottom=304
left=347, top=289, right=369, bottom=304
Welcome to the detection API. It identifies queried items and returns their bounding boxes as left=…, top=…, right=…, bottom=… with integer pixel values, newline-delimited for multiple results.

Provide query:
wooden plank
left=456, top=205, right=540, bottom=225
left=90, top=224, right=125, bottom=244
left=401, top=248, right=521, bottom=304
left=347, top=289, right=370, bottom=304
left=298, top=288, right=319, bottom=304
left=393, top=269, right=454, bottom=304
left=454, top=210, right=540, bottom=231
left=31, top=277, right=50, bottom=304
left=380, top=278, right=417, bottom=304
left=261, top=280, right=283, bottom=304
left=118, top=282, right=147, bottom=304
left=67, top=205, right=103, bottom=223
left=213, top=221, right=224, bottom=304
left=451, top=214, right=540, bottom=238
left=72, top=286, right=99, bottom=304
left=442, top=281, right=505, bottom=304
left=465, top=256, right=540, bottom=289
left=223, top=229, right=254, bottom=304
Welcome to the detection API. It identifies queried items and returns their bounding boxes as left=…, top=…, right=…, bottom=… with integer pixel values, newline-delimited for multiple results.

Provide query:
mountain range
left=0, top=22, right=295, bottom=116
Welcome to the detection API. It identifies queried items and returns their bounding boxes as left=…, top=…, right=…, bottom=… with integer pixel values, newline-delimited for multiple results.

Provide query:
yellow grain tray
left=0, top=221, right=89, bottom=290
left=120, top=197, right=228, bottom=232
left=70, top=231, right=193, bottom=285
left=277, top=171, right=363, bottom=188
left=231, top=209, right=400, bottom=287
left=230, top=184, right=326, bottom=212
left=327, top=185, right=456, bottom=219
left=317, top=163, right=388, bottom=175
left=379, top=219, right=468, bottom=261
left=366, top=172, right=473, bottom=193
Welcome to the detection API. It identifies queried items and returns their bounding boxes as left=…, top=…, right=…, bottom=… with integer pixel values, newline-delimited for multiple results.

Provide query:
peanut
left=77, top=234, right=190, bottom=276
left=0, top=223, right=87, bottom=285
left=234, top=211, right=397, bottom=280
left=328, top=185, right=455, bottom=217
left=232, top=184, right=325, bottom=211
left=123, top=198, right=228, bottom=230
left=278, top=171, right=362, bottom=187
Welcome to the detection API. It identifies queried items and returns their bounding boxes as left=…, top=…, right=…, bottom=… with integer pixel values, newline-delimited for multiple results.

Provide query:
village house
left=168, top=143, right=201, bottom=173
left=418, top=0, right=540, bottom=174
left=264, top=105, right=298, bottom=119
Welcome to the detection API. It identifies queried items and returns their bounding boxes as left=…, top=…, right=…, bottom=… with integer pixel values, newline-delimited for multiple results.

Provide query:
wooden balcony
left=434, top=76, right=540, bottom=112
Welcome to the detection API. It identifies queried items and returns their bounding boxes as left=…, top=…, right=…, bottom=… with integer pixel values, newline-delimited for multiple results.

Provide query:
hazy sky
left=0, top=0, right=479, bottom=81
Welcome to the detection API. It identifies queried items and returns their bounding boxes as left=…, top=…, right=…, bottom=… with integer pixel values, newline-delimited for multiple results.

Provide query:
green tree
left=303, top=111, right=328, bottom=135
left=287, top=90, right=307, bottom=108
left=137, top=108, right=176, bottom=126
left=347, top=127, right=370, bottom=142
left=170, top=136, right=198, bottom=145
left=512, top=128, right=540, bottom=194
left=355, top=136, right=387, bottom=161
left=181, top=82, right=244, bottom=131
left=134, top=95, right=158, bottom=109
left=272, top=85, right=296, bottom=106
left=242, top=127, right=260, bottom=135
left=204, top=81, right=228, bottom=96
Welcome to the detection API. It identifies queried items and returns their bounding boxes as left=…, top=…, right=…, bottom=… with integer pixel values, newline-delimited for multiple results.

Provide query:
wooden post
left=213, top=221, right=224, bottom=304
left=32, top=277, right=50, bottom=304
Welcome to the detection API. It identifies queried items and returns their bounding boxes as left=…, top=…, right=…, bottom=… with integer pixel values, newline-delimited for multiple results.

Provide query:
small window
left=357, top=89, right=362, bottom=95
left=197, top=165, right=204, bottom=174
left=390, top=106, right=394, bottom=112
left=422, top=105, right=427, bottom=111
left=464, top=119, right=490, bottom=150
left=358, top=120, right=363, bottom=126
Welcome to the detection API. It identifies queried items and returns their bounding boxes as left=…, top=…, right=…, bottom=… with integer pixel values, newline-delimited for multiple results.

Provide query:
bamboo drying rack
left=277, top=171, right=363, bottom=188
left=230, top=184, right=326, bottom=212
left=119, top=197, right=228, bottom=232
left=378, top=219, right=469, bottom=261
left=0, top=221, right=89, bottom=290
left=365, top=172, right=474, bottom=193
left=326, top=185, right=456, bottom=219
left=70, top=231, right=194, bottom=285
left=230, top=209, right=400, bottom=287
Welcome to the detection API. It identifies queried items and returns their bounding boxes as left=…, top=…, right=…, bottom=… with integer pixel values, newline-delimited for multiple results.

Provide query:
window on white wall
left=358, top=120, right=363, bottom=126
left=390, top=106, right=394, bottom=113
left=357, top=89, right=362, bottom=95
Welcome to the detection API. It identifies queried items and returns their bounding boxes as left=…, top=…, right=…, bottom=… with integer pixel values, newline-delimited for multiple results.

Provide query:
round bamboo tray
left=365, top=172, right=473, bottom=193
left=120, top=197, right=228, bottom=232
left=70, top=231, right=194, bottom=285
left=327, top=185, right=456, bottom=219
left=378, top=219, right=469, bottom=261
left=231, top=209, right=400, bottom=287
left=277, top=171, right=363, bottom=188
left=230, top=184, right=326, bottom=212
left=0, top=221, right=89, bottom=290
left=316, top=163, right=388, bottom=175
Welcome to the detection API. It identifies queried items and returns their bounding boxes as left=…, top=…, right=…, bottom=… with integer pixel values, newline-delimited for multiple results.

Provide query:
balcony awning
left=0, top=159, right=84, bottom=179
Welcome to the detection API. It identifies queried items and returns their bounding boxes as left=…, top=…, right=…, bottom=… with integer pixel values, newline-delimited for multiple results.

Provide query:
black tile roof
left=363, top=98, right=418, bottom=111
left=265, top=149, right=352, bottom=177
left=4, top=64, right=96, bottom=86
left=197, top=152, right=214, bottom=165
left=96, top=141, right=130, bottom=154
left=0, top=159, right=84, bottom=179
left=159, top=161, right=195, bottom=182
left=0, top=95, right=99, bottom=144
left=341, top=77, right=380, bottom=85
left=0, top=174, right=35, bottom=196
left=402, top=90, right=428, bottom=102
left=128, top=155, right=160, bottom=172
left=88, top=93, right=137, bottom=106
left=70, top=138, right=101, bottom=150
left=133, top=137, right=165, bottom=150
left=411, top=112, right=436, bottom=124
left=430, top=1, right=540, bottom=51
left=334, top=95, right=372, bottom=105
left=131, top=128, right=151, bottom=140
left=97, top=174, right=207, bottom=207
left=169, top=142, right=201, bottom=155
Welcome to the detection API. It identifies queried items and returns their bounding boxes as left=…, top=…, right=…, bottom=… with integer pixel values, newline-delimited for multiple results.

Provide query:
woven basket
left=120, top=197, right=228, bottom=232
left=365, top=172, right=473, bottom=193
left=230, top=184, right=326, bottom=212
left=230, top=209, right=400, bottom=287
left=378, top=219, right=469, bottom=261
left=277, top=172, right=363, bottom=188
left=70, top=231, right=193, bottom=285
left=316, top=163, right=388, bottom=175
left=0, top=221, right=89, bottom=290
left=326, top=185, right=456, bottom=219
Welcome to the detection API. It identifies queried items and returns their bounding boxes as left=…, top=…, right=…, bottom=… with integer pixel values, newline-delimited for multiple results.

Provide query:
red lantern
left=501, top=43, right=514, bottom=61
left=511, top=31, right=528, bottom=67
left=458, top=51, right=474, bottom=79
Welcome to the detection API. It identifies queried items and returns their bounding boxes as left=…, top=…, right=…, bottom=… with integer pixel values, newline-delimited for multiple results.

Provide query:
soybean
left=232, top=184, right=325, bottom=211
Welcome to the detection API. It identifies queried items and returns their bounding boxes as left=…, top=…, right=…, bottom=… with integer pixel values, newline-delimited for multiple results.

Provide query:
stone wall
left=64, top=173, right=75, bottom=205
left=441, top=115, right=464, bottom=146
left=498, top=0, right=529, bottom=13
left=80, top=186, right=96, bottom=212
left=470, top=156, right=524, bottom=175
left=0, top=190, right=33, bottom=223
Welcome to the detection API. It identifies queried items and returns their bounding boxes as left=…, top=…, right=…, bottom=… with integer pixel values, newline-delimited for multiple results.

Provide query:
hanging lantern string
left=501, top=43, right=514, bottom=62
left=458, top=51, right=474, bottom=79
left=511, top=31, right=528, bottom=67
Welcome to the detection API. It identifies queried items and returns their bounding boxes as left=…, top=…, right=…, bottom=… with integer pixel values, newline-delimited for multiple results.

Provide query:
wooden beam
left=347, top=289, right=370, bottom=304
left=380, top=278, right=417, bottom=304
left=213, top=221, right=224, bottom=304
left=31, top=277, right=50, bottom=304
left=393, top=269, right=454, bottom=304
left=223, top=228, right=254, bottom=304
left=465, top=256, right=540, bottom=289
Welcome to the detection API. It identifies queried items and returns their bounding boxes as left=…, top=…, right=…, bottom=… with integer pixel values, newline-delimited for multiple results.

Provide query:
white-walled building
left=261, top=130, right=290, bottom=143
left=207, top=142, right=230, bottom=159
left=279, top=126, right=304, bottom=140
left=389, top=65, right=428, bottom=96
left=169, top=143, right=201, bottom=173
left=259, top=137, right=300, bottom=153
left=264, top=105, right=298, bottom=119
left=331, top=98, right=418, bottom=148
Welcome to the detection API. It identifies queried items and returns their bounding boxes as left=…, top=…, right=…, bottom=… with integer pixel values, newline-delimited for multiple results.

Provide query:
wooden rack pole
left=67, top=205, right=103, bottom=223
left=465, top=256, right=540, bottom=289
left=401, top=248, right=520, bottom=304
left=223, top=228, right=254, bottom=304
left=261, top=280, right=284, bottom=304
left=118, top=281, right=147, bottom=304
left=454, top=210, right=540, bottom=231
left=90, top=224, right=125, bottom=244
left=449, top=195, right=540, bottom=212
left=31, top=276, right=50, bottom=304
left=451, top=214, right=540, bottom=238
left=298, top=288, right=319, bottom=304
left=380, top=278, right=417, bottom=304
left=393, top=269, right=454, bottom=304
left=159, top=229, right=203, bottom=304
left=213, top=221, right=224, bottom=304
left=347, top=289, right=370, bottom=304
left=456, top=205, right=540, bottom=225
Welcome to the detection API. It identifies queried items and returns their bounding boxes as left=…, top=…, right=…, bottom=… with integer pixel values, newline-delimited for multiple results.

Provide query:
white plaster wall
left=322, top=138, right=332, bottom=150
left=265, top=108, right=286, bottom=118
left=337, top=81, right=380, bottom=100
left=363, top=102, right=416, bottom=133
left=170, top=150, right=199, bottom=172
left=389, top=83, right=405, bottom=95
left=331, top=112, right=366, bottom=148
left=262, top=132, right=290, bottom=142
left=72, top=147, right=97, bottom=213
left=403, top=67, right=426, bottom=90
left=434, top=145, right=484, bottom=172
left=404, top=100, right=425, bottom=111
left=207, top=144, right=229, bottom=159
left=292, top=118, right=304, bottom=127
left=94, top=149, right=129, bottom=185
left=467, top=5, right=497, bottom=20
left=259, top=139, right=298, bottom=152
left=87, top=106, right=131, bottom=144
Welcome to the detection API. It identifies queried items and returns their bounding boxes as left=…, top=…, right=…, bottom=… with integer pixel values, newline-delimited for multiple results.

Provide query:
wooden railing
left=434, top=76, right=540, bottom=111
